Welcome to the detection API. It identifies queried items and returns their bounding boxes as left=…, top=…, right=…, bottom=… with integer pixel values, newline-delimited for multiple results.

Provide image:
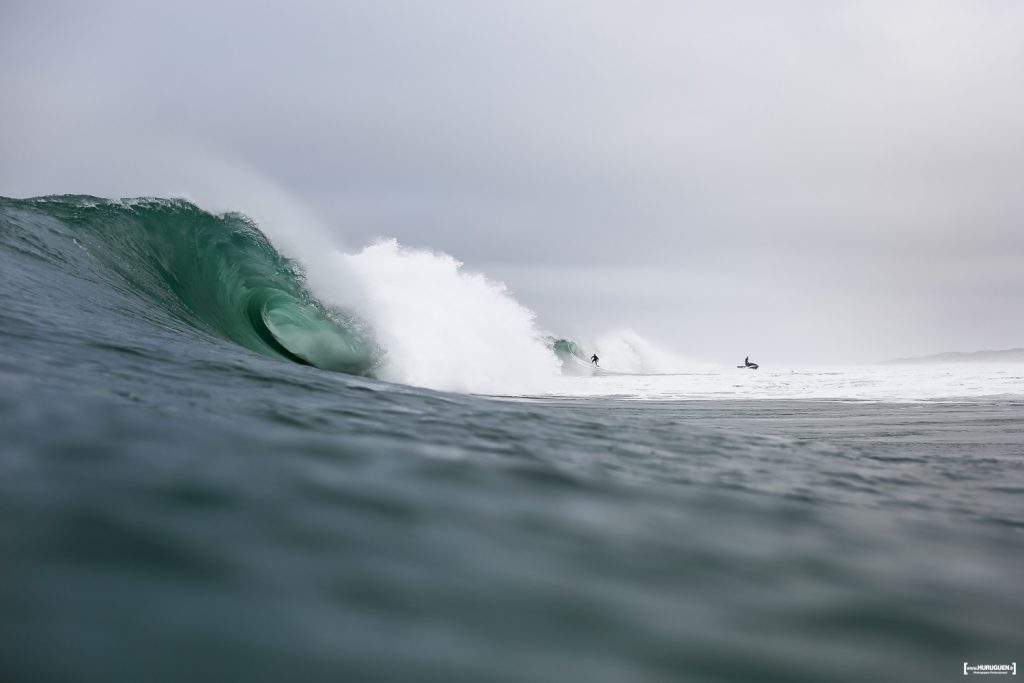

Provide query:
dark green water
left=1, top=197, right=1021, bottom=682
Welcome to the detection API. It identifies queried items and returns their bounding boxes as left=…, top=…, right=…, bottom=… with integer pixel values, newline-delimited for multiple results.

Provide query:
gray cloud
left=2, top=0, right=1023, bottom=362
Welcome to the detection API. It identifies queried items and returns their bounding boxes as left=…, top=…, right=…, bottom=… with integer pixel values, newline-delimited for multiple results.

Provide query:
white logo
left=964, top=662, right=1016, bottom=675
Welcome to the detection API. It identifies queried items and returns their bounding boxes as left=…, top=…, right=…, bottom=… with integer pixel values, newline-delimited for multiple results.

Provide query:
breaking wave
left=0, top=195, right=686, bottom=393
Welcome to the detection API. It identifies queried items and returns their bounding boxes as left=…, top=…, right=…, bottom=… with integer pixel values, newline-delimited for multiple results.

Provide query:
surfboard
left=737, top=364, right=759, bottom=370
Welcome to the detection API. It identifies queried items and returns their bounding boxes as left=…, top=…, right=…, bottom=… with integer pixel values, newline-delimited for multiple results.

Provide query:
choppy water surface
left=2, top=197, right=1022, bottom=683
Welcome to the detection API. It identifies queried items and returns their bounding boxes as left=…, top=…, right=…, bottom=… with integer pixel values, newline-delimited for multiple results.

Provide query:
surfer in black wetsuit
left=743, top=356, right=759, bottom=370
left=590, top=354, right=599, bottom=366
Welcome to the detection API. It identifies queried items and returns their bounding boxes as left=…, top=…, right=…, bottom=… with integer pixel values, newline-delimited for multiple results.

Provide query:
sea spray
left=591, top=329, right=704, bottom=374
left=335, top=239, right=562, bottom=394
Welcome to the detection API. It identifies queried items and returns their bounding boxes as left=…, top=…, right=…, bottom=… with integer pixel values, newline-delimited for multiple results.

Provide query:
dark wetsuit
left=591, top=355, right=599, bottom=365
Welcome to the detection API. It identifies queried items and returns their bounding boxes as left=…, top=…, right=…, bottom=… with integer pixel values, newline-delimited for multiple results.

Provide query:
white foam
left=329, top=240, right=562, bottom=394
left=537, top=364, right=1024, bottom=402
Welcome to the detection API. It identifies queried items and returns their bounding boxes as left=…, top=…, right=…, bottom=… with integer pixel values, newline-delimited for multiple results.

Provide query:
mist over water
left=589, top=329, right=707, bottom=374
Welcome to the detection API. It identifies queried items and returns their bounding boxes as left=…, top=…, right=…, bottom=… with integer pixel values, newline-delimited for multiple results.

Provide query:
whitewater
left=2, top=195, right=1022, bottom=683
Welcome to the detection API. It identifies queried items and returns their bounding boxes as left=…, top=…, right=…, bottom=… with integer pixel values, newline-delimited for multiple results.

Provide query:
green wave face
left=2, top=196, right=378, bottom=374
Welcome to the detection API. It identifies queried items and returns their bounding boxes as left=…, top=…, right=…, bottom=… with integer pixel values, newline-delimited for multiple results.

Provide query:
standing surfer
left=590, top=354, right=599, bottom=366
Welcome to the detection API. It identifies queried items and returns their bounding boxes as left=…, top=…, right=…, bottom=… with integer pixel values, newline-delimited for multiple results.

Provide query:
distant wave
left=590, top=329, right=705, bottom=374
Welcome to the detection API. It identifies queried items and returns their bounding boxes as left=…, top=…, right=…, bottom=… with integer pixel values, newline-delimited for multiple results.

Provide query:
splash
left=330, top=240, right=562, bottom=394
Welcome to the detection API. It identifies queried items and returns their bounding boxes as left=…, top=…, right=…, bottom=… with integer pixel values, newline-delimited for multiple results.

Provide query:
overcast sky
left=3, top=0, right=1023, bottom=363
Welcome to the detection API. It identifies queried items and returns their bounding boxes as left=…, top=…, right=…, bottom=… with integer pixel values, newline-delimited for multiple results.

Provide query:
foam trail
left=333, top=240, right=561, bottom=394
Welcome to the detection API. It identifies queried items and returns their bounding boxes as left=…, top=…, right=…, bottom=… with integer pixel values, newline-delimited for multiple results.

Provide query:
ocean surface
left=1, top=196, right=1022, bottom=683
